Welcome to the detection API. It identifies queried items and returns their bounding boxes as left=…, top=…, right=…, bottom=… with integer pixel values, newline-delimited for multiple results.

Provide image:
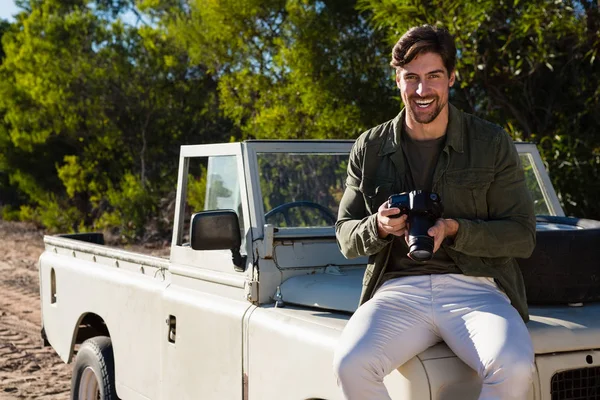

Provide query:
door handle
left=167, top=315, right=176, bottom=343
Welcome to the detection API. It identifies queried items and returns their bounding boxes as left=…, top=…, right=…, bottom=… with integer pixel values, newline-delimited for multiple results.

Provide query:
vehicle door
left=161, top=143, right=254, bottom=400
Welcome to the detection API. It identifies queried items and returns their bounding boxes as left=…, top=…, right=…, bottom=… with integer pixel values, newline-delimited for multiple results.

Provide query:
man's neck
left=404, top=106, right=449, bottom=141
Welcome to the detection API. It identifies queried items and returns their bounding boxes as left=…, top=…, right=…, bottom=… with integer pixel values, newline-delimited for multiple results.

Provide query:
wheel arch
left=68, top=312, right=111, bottom=362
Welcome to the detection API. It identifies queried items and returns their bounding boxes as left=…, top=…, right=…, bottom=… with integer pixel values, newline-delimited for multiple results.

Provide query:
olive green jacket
left=336, top=104, right=536, bottom=321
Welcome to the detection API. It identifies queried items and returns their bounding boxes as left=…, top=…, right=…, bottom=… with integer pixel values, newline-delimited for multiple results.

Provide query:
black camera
left=388, top=190, right=444, bottom=261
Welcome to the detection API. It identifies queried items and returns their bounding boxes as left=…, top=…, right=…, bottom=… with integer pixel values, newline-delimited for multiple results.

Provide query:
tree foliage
left=0, top=0, right=598, bottom=240
left=0, top=0, right=232, bottom=239
left=161, top=0, right=398, bottom=139
left=358, top=0, right=600, bottom=218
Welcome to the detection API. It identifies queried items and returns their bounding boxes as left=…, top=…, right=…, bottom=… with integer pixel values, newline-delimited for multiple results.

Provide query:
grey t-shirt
left=384, top=129, right=461, bottom=278
left=402, top=132, right=444, bottom=192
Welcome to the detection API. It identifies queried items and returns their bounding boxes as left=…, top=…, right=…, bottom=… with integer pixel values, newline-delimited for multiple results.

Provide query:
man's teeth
left=415, top=99, right=434, bottom=108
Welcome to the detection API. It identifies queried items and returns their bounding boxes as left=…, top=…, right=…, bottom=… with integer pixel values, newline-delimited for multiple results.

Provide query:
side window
left=520, top=154, right=550, bottom=215
left=183, top=155, right=245, bottom=247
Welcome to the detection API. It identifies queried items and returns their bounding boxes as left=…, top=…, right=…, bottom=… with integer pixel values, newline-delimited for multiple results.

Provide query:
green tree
left=157, top=0, right=398, bottom=139
left=0, top=0, right=233, bottom=239
left=0, top=18, right=24, bottom=218
left=359, top=0, right=600, bottom=218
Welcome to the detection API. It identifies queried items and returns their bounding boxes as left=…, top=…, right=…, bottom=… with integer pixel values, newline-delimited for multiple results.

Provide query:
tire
left=71, top=336, right=118, bottom=400
left=517, top=216, right=600, bottom=304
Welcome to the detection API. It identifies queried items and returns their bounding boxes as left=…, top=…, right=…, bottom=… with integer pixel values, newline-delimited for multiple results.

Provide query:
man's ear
left=449, top=70, right=456, bottom=87
left=395, top=69, right=402, bottom=89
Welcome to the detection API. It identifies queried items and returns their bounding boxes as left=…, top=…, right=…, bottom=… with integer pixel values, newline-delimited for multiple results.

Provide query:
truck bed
left=44, top=234, right=170, bottom=274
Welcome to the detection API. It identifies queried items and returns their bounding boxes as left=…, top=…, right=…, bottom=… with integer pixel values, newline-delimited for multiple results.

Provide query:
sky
left=0, top=0, right=145, bottom=26
left=0, top=0, right=20, bottom=21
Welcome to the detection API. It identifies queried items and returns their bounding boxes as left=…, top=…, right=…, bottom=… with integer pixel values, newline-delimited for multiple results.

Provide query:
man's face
left=396, top=52, right=455, bottom=125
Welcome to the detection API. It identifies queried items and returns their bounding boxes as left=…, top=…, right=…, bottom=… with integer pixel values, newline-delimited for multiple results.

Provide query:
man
left=333, top=25, right=537, bottom=400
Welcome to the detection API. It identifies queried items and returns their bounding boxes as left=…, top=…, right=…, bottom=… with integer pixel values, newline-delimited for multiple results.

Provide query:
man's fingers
left=379, top=212, right=405, bottom=225
left=379, top=222, right=406, bottom=236
left=378, top=215, right=407, bottom=237
left=380, top=207, right=401, bottom=217
left=381, top=215, right=407, bottom=233
left=377, top=203, right=409, bottom=238
left=428, top=219, right=446, bottom=253
left=427, top=226, right=438, bottom=237
left=433, top=237, right=442, bottom=253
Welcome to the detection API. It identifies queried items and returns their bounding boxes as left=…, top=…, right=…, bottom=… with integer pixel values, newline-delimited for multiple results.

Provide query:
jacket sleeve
left=335, top=142, right=393, bottom=259
left=448, top=131, right=537, bottom=259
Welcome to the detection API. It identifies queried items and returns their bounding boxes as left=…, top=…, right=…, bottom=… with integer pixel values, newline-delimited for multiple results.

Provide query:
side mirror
left=190, top=210, right=241, bottom=250
left=189, top=210, right=246, bottom=271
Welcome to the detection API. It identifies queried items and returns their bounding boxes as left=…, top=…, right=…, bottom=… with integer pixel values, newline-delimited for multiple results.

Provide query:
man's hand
left=376, top=202, right=408, bottom=239
left=427, top=218, right=459, bottom=253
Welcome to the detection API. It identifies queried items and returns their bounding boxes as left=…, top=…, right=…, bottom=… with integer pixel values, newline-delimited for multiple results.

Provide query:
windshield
left=258, top=153, right=348, bottom=228
left=256, top=150, right=553, bottom=229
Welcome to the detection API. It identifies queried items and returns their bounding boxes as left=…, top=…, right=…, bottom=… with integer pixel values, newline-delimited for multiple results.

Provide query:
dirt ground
left=0, top=220, right=168, bottom=400
left=0, top=220, right=71, bottom=399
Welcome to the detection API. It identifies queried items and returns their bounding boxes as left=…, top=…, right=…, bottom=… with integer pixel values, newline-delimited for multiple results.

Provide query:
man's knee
left=333, top=343, right=386, bottom=384
left=482, top=348, right=535, bottom=397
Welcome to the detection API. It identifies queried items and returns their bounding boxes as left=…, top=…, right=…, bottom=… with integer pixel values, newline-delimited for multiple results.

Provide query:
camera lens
left=407, top=235, right=434, bottom=261
left=410, top=249, right=433, bottom=261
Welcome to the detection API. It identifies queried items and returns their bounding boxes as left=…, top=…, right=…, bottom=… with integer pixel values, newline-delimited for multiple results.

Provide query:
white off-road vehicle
left=39, top=140, right=600, bottom=400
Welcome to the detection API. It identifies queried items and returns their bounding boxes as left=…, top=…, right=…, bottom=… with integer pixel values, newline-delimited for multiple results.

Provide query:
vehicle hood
left=279, top=268, right=600, bottom=355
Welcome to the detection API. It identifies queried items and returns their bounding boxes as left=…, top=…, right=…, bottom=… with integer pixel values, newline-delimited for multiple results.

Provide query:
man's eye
left=405, top=76, right=417, bottom=81
left=429, top=74, right=441, bottom=79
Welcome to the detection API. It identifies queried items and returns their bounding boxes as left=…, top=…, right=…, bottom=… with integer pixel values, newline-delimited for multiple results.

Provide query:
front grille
left=551, top=366, right=600, bottom=400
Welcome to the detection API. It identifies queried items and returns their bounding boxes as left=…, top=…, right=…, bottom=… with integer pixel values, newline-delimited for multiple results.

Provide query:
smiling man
left=333, top=25, right=537, bottom=399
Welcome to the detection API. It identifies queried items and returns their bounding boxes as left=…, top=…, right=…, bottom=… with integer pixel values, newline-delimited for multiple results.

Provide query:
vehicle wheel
left=517, top=216, right=600, bottom=304
left=71, top=336, right=118, bottom=400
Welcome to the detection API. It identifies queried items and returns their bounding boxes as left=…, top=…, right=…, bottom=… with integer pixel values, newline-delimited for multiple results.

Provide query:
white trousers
left=333, top=274, right=534, bottom=400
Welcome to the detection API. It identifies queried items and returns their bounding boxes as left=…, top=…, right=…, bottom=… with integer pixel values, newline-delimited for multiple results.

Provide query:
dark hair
left=390, top=25, right=456, bottom=75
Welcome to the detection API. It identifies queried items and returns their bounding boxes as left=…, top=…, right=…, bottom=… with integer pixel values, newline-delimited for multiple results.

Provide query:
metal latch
left=245, top=280, right=258, bottom=303
left=263, top=224, right=275, bottom=259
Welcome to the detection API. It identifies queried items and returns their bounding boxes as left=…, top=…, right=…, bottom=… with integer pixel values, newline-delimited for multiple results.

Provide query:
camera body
left=388, top=190, right=444, bottom=261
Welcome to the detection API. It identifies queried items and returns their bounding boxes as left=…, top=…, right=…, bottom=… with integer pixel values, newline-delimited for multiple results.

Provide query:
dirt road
left=0, top=220, right=71, bottom=399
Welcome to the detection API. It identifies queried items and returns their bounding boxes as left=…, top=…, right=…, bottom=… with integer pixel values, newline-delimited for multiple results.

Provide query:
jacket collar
left=379, top=103, right=464, bottom=156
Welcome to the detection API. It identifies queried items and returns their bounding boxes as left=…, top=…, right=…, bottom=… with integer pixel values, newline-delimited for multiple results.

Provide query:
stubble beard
left=407, top=96, right=446, bottom=124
